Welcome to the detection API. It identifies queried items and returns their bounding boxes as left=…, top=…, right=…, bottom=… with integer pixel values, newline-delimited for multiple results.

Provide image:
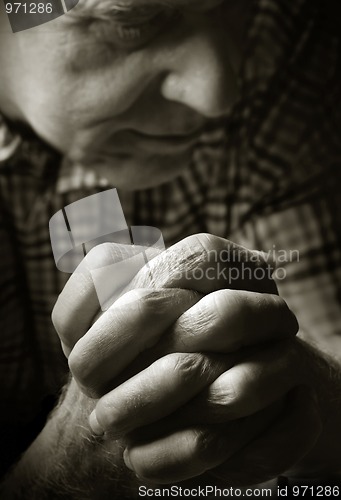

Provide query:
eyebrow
left=69, top=1, right=169, bottom=21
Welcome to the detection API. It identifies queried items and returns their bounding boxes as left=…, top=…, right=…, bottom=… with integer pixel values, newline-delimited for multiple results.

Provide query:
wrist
left=1, top=378, right=135, bottom=499
left=289, top=340, right=341, bottom=477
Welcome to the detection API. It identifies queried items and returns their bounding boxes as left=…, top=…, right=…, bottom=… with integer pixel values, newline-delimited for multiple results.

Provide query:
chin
left=90, top=151, right=192, bottom=191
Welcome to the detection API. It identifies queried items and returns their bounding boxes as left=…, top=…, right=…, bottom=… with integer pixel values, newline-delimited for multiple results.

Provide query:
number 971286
left=4, top=0, right=79, bottom=32
left=291, top=485, right=339, bottom=497
left=6, top=2, right=53, bottom=14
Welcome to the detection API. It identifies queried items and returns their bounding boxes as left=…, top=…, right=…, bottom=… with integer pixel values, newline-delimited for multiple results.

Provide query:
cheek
left=60, top=26, right=158, bottom=122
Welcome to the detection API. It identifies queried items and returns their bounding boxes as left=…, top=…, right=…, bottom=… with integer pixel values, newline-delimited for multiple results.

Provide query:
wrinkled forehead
left=75, top=0, right=224, bottom=15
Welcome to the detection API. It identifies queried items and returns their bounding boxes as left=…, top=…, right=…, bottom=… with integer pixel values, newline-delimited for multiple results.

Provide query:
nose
left=160, top=16, right=239, bottom=119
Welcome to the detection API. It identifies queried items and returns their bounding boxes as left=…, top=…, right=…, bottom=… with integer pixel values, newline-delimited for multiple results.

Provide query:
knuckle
left=166, top=234, right=222, bottom=282
left=194, top=233, right=219, bottom=249
left=172, top=353, right=209, bottom=384
left=208, top=383, right=238, bottom=412
left=191, top=428, right=217, bottom=466
left=212, top=379, right=245, bottom=419
left=135, top=289, right=171, bottom=317
left=116, top=288, right=153, bottom=311
left=190, top=233, right=222, bottom=259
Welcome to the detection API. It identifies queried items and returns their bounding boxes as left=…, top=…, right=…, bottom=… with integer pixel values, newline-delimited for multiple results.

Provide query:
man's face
left=0, top=0, right=250, bottom=189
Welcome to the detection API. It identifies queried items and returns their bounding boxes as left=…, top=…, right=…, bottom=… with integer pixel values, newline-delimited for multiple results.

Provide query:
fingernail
left=89, top=411, right=104, bottom=436
left=123, top=448, right=133, bottom=471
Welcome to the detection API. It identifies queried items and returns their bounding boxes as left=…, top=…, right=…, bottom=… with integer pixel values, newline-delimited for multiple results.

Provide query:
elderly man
left=0, top=0, right=341, bottom=497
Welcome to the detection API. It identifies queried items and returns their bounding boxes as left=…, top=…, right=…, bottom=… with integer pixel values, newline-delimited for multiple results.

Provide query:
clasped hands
left=52, top=234, right=322, bottom=486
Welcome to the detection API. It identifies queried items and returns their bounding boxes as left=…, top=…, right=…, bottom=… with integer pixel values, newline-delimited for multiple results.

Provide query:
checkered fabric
left=0, top=0, right=341, bottom=467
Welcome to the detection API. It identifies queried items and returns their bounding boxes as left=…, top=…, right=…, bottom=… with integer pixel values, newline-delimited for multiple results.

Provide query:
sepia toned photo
left=0, top=0, right=340, bottom=498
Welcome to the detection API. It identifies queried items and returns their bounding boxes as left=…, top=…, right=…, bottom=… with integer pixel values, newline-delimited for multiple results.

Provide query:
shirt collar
left=0, top=113, right=22, bottom=163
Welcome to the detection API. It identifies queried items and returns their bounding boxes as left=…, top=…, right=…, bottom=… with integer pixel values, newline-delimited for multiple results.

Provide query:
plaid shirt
left=0, top=0, right=341, bottom=474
